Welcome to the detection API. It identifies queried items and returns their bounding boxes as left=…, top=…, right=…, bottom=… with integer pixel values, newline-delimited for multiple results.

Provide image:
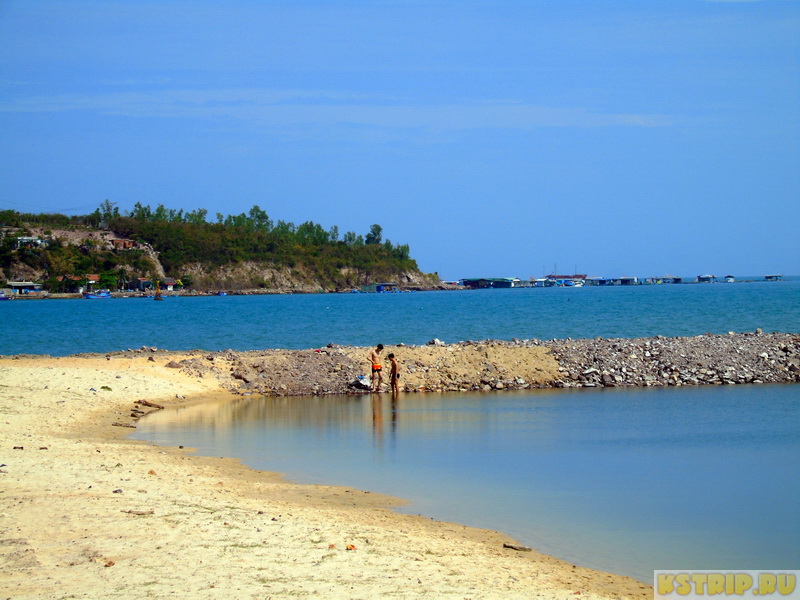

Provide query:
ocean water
left=1, top=278, right=798, bottom=356
left=133, top=384, right=800, bottom=583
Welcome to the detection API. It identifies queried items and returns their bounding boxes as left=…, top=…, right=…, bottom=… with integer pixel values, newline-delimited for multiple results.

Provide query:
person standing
left=387, top=352, right=400, bottom=394
left=368, top=344, right=384, bottom=392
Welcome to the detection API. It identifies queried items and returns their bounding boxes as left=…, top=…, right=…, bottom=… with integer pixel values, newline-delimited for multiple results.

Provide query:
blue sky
left=1, top=0, right=798, bottom=280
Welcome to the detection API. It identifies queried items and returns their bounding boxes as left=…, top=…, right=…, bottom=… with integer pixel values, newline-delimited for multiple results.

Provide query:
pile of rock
left=169, top=331, right=798, bottom=396
left=177, top=345, right=367, bottom=397
left=544, top=331, right=800, bottom=388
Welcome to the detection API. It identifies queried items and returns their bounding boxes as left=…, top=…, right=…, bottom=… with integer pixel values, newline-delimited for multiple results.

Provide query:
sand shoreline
left=0, top=353, right=654, bottom=599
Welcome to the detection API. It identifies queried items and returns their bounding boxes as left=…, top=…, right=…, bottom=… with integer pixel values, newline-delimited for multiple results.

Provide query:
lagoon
left=133, top=384, right=800, bottom=583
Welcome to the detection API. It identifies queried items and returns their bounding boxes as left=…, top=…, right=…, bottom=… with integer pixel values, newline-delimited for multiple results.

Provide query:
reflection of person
left=387, top=352, right=400, bottom=394
left=371, top=396, right=383, bottom=444
left=368, top=344, right=384, bottom=392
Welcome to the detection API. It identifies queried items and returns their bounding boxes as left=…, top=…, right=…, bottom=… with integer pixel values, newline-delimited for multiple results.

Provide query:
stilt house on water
left=360, top=282, right=400, bottom=293
left=459, top=278, right=522, bottom=289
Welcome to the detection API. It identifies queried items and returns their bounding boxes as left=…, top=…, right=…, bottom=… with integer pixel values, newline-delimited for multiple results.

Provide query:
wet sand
left=0, top=354, right=651, bottom=599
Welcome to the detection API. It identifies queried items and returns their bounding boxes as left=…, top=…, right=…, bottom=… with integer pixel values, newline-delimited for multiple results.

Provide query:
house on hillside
left=162, top=278, right=181, bottom=291
left=56, top=275, right=86, bottom=293
left=111, top=238, right=136, bottom=250
left=14, top=236, right=46, bottom=249
left=8, top=281, right=44, bottom=294
left=129, top=278, right=153, bottom=292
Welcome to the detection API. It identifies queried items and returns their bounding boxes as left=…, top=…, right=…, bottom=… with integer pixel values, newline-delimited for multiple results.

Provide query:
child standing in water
left=387, top=353, right=400, bottom=394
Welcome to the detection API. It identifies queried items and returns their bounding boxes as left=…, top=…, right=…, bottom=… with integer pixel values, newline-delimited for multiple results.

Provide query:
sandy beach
left=0, top=353, right=653, bottom=599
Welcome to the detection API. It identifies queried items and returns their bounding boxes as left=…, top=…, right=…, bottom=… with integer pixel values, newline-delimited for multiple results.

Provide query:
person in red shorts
left=367, top=344, right=384, bottom=392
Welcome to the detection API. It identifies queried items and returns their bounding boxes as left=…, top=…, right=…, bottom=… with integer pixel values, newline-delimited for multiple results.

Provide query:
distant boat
left=83, top=290, right=111, bottom=299
left=217, top=291, right=227, bottom=296
left=0, top=292, right=13, bottom=301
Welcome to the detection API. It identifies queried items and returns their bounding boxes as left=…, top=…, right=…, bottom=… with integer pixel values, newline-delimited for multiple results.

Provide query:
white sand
left=0, top=355, right=651, bottom=599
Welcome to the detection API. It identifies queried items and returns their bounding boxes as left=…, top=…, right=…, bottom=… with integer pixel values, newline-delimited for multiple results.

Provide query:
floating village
left=0, top=272, right=788, bottom=299
left=454, top=273, right=785, bottom=289
left=354, top=273, right=787, bottom=293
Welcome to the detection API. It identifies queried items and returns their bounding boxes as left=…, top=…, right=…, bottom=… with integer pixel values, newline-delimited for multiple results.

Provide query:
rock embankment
left=162, top=331, right=798, bottom=396
left=545, top=331, right=799, bottom=388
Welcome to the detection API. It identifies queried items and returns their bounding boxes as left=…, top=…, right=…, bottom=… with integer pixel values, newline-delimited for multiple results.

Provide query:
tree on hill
left=0, top=203, right=426, bottom=291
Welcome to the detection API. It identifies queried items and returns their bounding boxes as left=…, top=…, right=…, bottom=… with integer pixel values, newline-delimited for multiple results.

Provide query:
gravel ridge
left=60, top=331, right=796, bottom=396
left=8, top=331, right=794, bottom=396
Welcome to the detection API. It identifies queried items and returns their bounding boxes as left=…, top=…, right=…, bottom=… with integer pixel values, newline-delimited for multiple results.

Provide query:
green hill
left=0, top=202, right=439, bottom=292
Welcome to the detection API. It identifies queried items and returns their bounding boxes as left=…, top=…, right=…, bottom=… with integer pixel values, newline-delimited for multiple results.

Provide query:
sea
left=2, top=277, right=799, bottom=356
left=2, top=278, right=799, bottom=583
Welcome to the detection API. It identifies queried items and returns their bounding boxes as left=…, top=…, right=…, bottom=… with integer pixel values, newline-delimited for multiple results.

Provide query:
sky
left=1, top=0, right=798, bottom=281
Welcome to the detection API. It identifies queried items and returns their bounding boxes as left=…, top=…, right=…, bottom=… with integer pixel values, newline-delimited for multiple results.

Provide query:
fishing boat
left=83, top=290, right=111, bottom=299
left=0, top=292, right=13, bottom=301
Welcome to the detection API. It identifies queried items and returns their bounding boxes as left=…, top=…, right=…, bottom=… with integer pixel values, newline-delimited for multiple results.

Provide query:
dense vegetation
left=0, top=201, right=425, bottom=291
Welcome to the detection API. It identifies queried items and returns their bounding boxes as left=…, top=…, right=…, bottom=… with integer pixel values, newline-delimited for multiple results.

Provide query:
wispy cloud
left=0, top=88, right=673, bottom=131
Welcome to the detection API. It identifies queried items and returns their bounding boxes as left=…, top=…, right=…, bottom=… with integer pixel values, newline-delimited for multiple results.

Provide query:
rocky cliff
left=3, top=226, right=441, bottom=292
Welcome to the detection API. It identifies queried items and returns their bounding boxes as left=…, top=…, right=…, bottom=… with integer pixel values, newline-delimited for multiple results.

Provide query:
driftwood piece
left=112, top=422, right=137, bottom=428
left=122, top=509, right=155, bottom=516
left=135, top=400, right=165, bottom=410
left=503, top=543, right=532, bottom=552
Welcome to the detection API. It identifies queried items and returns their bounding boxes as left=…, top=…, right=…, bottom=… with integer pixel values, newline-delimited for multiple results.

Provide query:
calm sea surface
left=5, top=279, right=799, bottom=582
left=133, top=385, right=800, bottom=583
left=1, top=278, right=798, bottom=356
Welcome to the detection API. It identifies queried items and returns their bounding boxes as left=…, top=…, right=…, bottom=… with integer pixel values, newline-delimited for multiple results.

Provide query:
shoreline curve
left=0, top=351, right=656, bottom=599
left=2, top=332, right=797, bottom=598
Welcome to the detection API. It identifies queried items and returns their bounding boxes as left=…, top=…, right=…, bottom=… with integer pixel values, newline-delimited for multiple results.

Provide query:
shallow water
left=1, top=279, right=799, bottom=356
left=133, top=384, right=800, bottom=583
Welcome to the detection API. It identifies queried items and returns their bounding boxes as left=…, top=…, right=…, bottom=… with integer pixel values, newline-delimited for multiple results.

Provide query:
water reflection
left=152, top=389, right=564, bottom=447
left=370, top=391, right=403, bottom=448
left=135, top=385, right=800, bottom=583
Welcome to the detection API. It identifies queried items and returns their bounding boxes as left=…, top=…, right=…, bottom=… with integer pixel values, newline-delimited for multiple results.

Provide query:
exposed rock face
left=178, top=262, right=438, bottom=292
left=2, top=262, right=42, bottom=282
left=154, top=332, right=799, bottom=396
left=9, top=226, right=440, bottom=292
